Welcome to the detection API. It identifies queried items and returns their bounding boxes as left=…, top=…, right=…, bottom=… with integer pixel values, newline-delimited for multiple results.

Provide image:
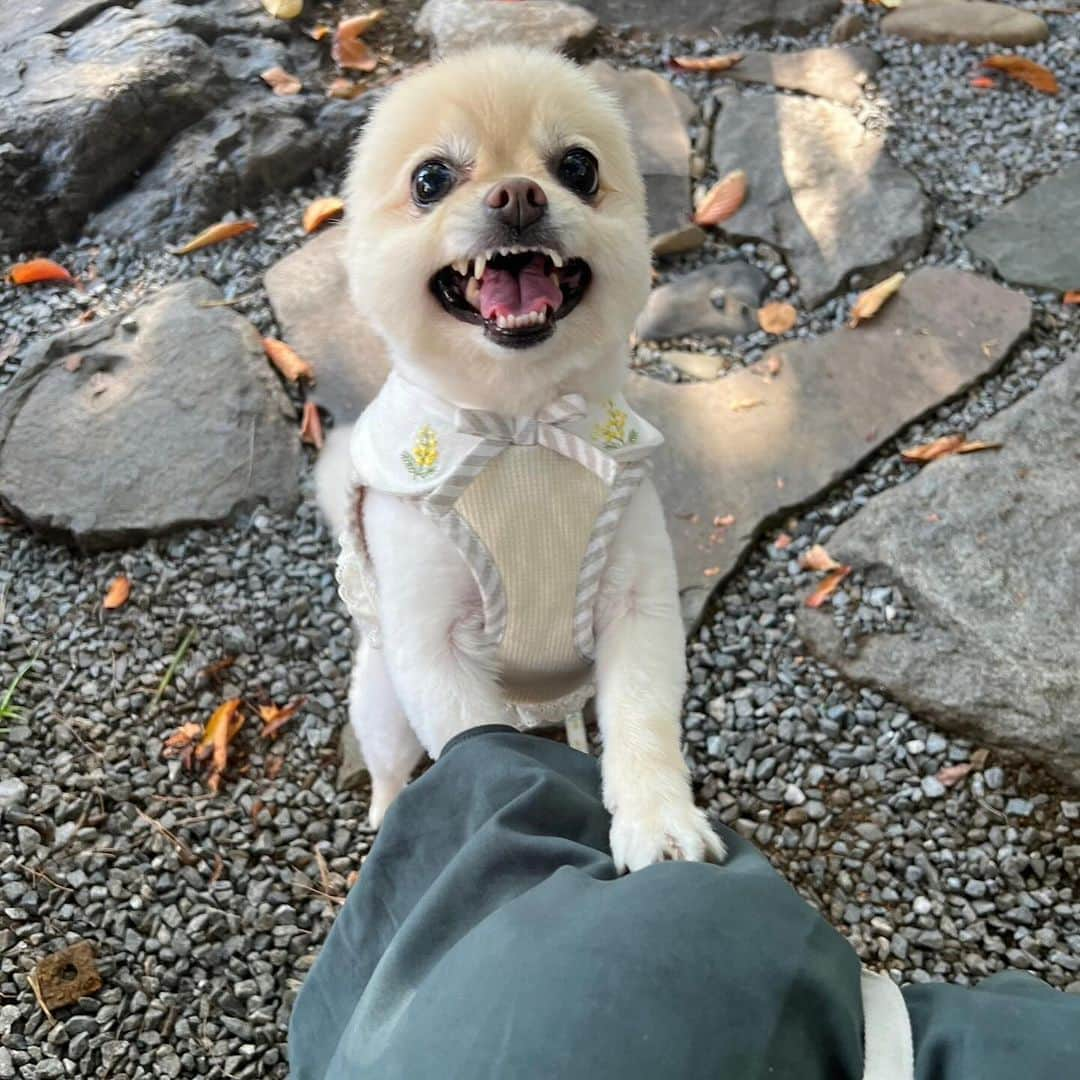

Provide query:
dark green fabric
left=904, top=970, right=1080, bottom=1080
left=289, top=726, right=864, bottom=1079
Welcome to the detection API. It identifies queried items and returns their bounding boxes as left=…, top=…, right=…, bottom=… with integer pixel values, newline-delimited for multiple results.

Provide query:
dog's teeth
left=496, top=314, right=511, bottom=329
left=474, top=254, right=487, bottom=279
left=550, top=252, right=564, bottom=268
left=549, top=271, right=560, bottom=289
left=452, top=259, right=468, bottom=276
left=465, top=277, right=481, bottom=309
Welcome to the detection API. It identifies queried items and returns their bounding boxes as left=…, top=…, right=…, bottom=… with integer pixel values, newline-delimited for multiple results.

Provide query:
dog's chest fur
left=454, top=446, right=605, bottom=703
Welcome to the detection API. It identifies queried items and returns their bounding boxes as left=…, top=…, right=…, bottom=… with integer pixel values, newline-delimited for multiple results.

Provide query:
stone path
left=881, top=0, right=1049, bottom=46
left=798, top=351, right=1080, bottom=786
left=0, top=279, right=300, bottom=548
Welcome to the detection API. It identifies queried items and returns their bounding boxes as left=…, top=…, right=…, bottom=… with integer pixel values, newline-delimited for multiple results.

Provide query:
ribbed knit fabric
left=455, top=446, right=605, bottom=704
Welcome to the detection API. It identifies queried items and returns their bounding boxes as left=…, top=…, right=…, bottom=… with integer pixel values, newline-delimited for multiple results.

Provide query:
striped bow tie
left=454, top=395, right=617, bottom=485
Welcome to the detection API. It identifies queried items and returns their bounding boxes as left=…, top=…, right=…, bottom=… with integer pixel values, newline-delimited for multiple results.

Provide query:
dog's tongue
left=479, top=254, right=562, bottom=320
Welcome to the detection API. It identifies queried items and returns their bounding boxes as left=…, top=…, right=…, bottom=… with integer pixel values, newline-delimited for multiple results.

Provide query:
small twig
left=151, top=627, right=197, bottom=709
left=291, top=878, right=345, bottom=906
left=135, top=808, right=196, bottom=864
left=197, top=289, right=262, bottom=309
left=26, top=971, right=55, bottom=1024
left=18, top=863, right=74, bottom=893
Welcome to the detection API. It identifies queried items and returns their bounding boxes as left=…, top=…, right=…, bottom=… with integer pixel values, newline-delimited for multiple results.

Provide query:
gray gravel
left=2, top=8, right=1079, bottom=1077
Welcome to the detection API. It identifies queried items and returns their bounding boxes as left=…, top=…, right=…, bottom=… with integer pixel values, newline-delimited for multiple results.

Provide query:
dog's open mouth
left=430, top=247, right=591, bottom=349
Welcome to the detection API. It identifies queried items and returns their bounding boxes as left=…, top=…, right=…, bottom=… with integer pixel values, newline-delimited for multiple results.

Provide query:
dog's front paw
left=609, top=794, right=726, bottom=873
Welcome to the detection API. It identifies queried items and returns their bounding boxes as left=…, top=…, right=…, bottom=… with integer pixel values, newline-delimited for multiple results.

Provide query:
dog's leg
left=365, top=491, right=507, bottom=758
left=594, top=480, right=726, bottom=873
left=349, top=637, right=424, bottom=827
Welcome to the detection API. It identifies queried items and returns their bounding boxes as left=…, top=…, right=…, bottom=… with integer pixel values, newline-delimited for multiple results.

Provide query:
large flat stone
left=711, top=92, right=931, bottom=306
left=580, top=0, right=841, bottom=35
left=265, top=227, right=390, bottom=427
left=710, top=46, right=882, bottom=107
left=0, top=0, right=121, bottom=47
left=634, top=262, right=768, bottom=342
left=964, top=163, right=1080, bottom=294
left=627, top=268, right=1032, bottom=625
left=0, top=279, right=300, bottom=549
left=796, top=352, right=1080, bottom=786
left=588, top=62, right=695, bottom=242
left=417, top=0, right=599, bottom=57
left=882, top=0, right=1048, bottom=46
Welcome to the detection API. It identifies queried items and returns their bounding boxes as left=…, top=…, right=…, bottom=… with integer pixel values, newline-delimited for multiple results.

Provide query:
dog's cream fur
left=320, top=46, right=723, bottom=871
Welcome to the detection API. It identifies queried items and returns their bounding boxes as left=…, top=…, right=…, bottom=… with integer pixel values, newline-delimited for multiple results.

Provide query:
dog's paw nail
left=609, top=799, right=724, bottom=872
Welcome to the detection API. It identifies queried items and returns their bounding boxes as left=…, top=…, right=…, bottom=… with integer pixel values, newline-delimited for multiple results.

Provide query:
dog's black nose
left=485, top=177, right=547, bottom=233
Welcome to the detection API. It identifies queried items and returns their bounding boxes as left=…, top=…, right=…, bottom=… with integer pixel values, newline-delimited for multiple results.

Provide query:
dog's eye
left=556, top=148, right=599, bottom=199
left=412, top=160, right=456, bottom=206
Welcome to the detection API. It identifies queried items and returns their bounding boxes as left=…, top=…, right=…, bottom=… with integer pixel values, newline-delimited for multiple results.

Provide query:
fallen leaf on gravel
left=102, top=575, right=131, bottom=609
left=955, top=439, right=1003, bottom=455
left=263, top=337, right=315, bottom=382
left=300, top=400, right=324, bottom=448
left=302, top=196, right=345, bottom=233
left=259, top=697, right=306, bottom=740
left=937, top=762, right=974, bottom=787
left=8, top=258, right=74, bottom=286
left=169, top=220, right=257, bottom=255
left=261, top=66, right=302, bottom=95
left=671, top=53, right=743, bottom=72
left=1063, top=291, right=1080, bottom=304
left=757, top=302, right=797, bottom=335
left=34, top=943, right=102, bottom=1011
left=774, top=532, right=793, bottom=550
left=983, top=55, right=1059, bottom=95
left=262, top=0, right=303, bottom=17
left=198, top=699, right=244, bottom=793
left=199, top=656, right=236, bottom=683
left=848, top=271, right=905, bottom=327
left=730, top=397, right=764, bottom=412
left=970, top=75, right=996, bottom=90
left=327, top=77, right=365, bottom=99
left=800, top=544, right=841, bottom=572
left=163, top=722, right=203, bottom=752
left=307, top=23, right=330, bottom=40
left=333, top=11, right=384, bottom=71
left=694, top=169, right=747, bottom=226
left=902, top=434, right=966, bottom=463
left=805, top=565, right=851, bottom=609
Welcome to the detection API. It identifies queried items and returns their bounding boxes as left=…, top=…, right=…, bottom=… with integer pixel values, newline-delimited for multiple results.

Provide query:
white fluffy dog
left=317, top=46, right=723, bottom=872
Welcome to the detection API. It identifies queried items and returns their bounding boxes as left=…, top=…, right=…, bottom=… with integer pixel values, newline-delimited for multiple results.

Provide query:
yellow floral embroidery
left=402, top=424, right=439, bottom=478
left=592, top=400, right=639, bottom=450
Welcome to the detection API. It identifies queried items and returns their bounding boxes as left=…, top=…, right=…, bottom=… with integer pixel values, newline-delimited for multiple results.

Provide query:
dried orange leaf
left=198, top=699, right=243, bottom=756
left=259, top=696, right=306, bottom=740
left=694, top=169, right=747, bottom=227
left=800, top=544, right=841, bottom=572
left=848, top=271, right=905, bottom=328
left=261, top=66, right=302, bottom=95
left=302, top=196, right=345, bottom=234
left=1063, top=290, right=1080, bottom=304
left=169, top=220, right=257, bottom=255
left=757, top=302, right=797, bottom=335
left=983, top=55, right=1059, bottom=95
left=300, top=400, right=324, bottom=448
left=262, top=0, right=303, bottom=18
left=102, top=575, right=131, bottom=609
left=333, top=11, right=384, bottom=71
left=970, top=75, right=996, bottom=90
left=163, top=722, right=203, bottom=752
left=327, top=77, right=365, bottom=100
left=263, top=337, right=315, bottom=383
left=955, top=439, right=1003, bottom=456
left=8, top=258, right=74, bottom=286
left=805, top=565, right=851, bottom=609
left=307, top=23, right=330, bottom=40
left=672, top=53, right=743, bottom=72
left=901, top=434, right=966, bottom=463
left=937, top=762, right=974, bottom=788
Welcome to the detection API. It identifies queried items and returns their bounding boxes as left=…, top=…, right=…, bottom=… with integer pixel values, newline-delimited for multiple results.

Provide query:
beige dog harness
left=337, top=372, right=662, bottom=715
